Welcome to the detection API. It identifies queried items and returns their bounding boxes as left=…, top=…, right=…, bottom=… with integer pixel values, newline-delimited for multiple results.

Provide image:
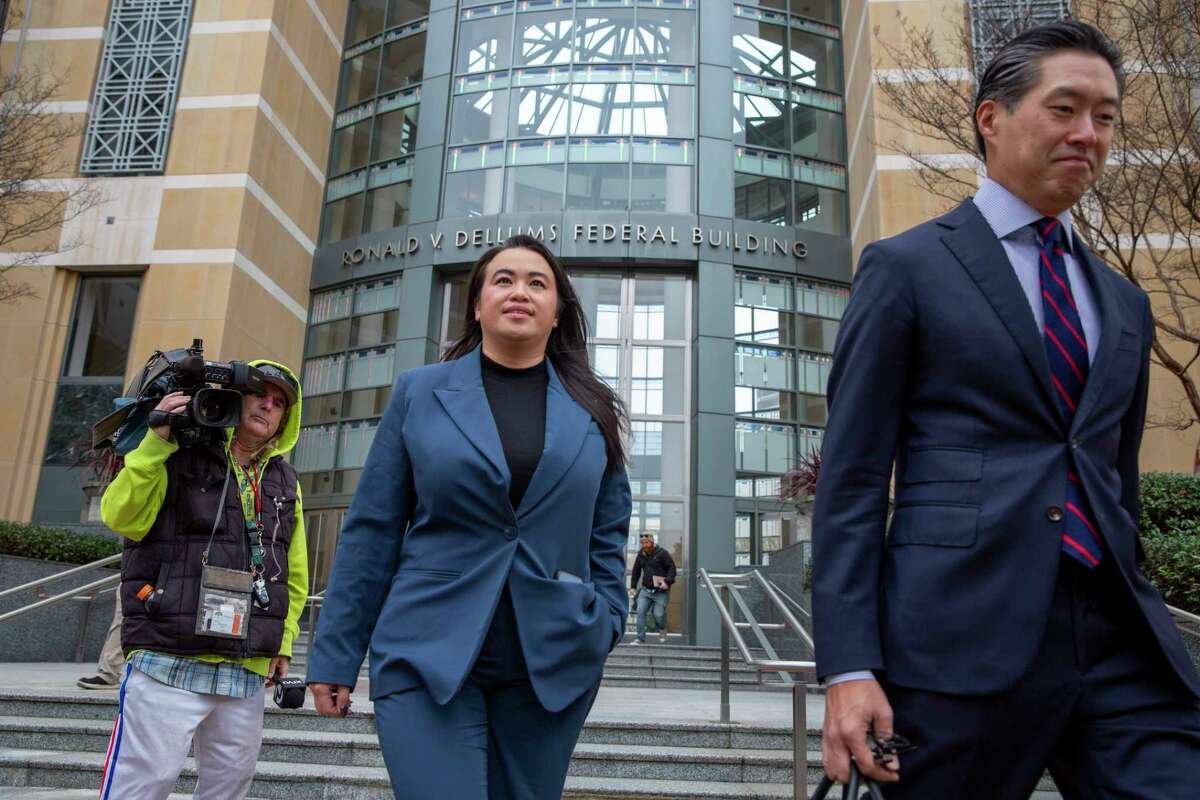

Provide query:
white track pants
left=99, top=665, right=265, bottom=799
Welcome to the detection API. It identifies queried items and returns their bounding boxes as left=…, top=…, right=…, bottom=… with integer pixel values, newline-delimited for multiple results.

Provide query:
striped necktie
left=1035, top=217, right=1103, bottom=569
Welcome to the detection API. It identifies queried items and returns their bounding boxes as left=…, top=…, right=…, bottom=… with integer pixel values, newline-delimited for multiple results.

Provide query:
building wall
left=0, top=0, right=348, bottom=523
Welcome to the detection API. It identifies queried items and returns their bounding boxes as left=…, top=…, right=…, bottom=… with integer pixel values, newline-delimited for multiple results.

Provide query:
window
left=513, top=85, right=571, bottom=138
left=575, top=9, right=636, bottom=63
left=732, top=17, right=788, bottom=81
left=80, top=0, right=194, bottom=174
left=451, top=90, right=508, bottom=144
left=635, top=9, right=696, bottom=65
left=379, top=31, right=426, bottom=93
left=346, top=0, right=387, bottom=45
left=969, top=0, right=1070, bottom=76
left=790, top=28, right=842, bottom=92
left=338, top=49, right=382, bottom=109
left=295, top=278, right=404, bottom=492
left=444, top=3, right=698, bottom=217
left=388, top=0, right=430, bottom=28
left=734, top=92, right=788, bottom=151
left=63, top=278, right=141, bottom=377
left=330, top=119, right=373, bottom=176
left=371, top=106, right=419, bottom=161
left=791, top=104, right=844, bottom=162
left=630, top=164, right=693, bottom=213
left=505, top=164, right=566, bottom=212
left=33, top=276, right=142, bottom=523
left=735, top=173, right=791, bottom=226
left=733, top=272, right=844, bottom=497
left=321, top=193, right=365, bottom=242
left=794, top=182, right=848, bottom=235
left=517, top=10, right=574, bottom=67
left=458, top=17, right=513, bottom=74
left=566, top=162, right=630, bottom=210
left=364, top=180, right=411, bottom=232
left=444, top=168, right=504, bottom=217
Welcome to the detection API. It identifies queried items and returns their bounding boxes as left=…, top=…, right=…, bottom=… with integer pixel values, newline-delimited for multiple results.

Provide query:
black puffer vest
left=120, top=441, right=299, bottom=658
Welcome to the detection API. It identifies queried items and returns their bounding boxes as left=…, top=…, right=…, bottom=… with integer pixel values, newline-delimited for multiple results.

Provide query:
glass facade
left=730, top=3, right=848, bottom=234
left=322, top=2, right=429, bottom=243
left=733, top=271, right=845, bottom=565
left=296, top=277, right=403, bottom=500
left=446, top=1, right=697, bottom=216
left=303, top=1, right=853, bottom=639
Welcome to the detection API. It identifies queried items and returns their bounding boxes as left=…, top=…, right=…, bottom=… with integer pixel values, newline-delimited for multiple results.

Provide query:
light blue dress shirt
left=824, top=179, right=1103, bottom=688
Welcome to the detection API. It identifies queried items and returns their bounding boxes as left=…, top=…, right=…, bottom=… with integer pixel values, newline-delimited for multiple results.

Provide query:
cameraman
left=97, top=360, right=308, bottom=800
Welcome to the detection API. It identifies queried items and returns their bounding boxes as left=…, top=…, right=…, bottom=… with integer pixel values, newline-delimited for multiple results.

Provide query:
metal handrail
left=767, top=577, right=812, bottom=620
left=699, top=568, right=816, bottom=800
left=0, top=553, right=121, bottom=601
left=0, top=550, right=124, bottom=625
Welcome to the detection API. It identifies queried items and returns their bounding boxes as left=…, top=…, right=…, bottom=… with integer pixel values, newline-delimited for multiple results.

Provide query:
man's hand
left=151, top=391, right=190, bottom=441
left=628, top=587, right=637, bottom=599
left=822, top=678, right=900, bottom=785
left=309, top=682, right=352, bottom=717
left=652, top=576, right=668, bottom=590
left=265, top=655, right=289, bottom=687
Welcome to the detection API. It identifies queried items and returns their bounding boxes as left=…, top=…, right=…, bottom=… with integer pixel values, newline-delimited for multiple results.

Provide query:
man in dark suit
left=813, top=21, right=1200, bottom=798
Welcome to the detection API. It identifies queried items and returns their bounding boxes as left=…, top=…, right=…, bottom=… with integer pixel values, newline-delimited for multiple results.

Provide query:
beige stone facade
left=0, top=0, right=348, bottom=521
left=845, top=0, right=1196, bottom=474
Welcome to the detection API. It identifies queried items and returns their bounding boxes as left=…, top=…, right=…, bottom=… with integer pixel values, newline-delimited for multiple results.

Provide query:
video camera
left=93, top=339, right=269, bottom=450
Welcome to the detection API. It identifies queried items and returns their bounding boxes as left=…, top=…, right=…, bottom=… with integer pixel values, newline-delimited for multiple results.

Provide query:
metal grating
left=80, top=0, right=195, bottom=174
left=969, top=0, right=1071, bottom=77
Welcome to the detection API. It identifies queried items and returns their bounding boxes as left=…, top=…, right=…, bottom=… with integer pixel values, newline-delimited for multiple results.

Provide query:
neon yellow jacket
left=101, top=359, right=308, bottom=677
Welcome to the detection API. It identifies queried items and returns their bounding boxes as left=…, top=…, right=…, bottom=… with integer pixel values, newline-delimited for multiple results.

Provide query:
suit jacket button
left=1046, top=506, right=1064, bottom=523
left=504, top=529, right=516, bottom=540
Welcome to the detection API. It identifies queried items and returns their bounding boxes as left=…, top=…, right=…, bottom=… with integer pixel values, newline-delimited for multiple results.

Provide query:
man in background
left=630, top=533, right=675, bottom=644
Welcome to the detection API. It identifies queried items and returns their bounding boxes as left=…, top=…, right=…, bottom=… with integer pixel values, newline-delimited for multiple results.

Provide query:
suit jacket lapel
left=433, top=349, right=511, bottom=485
left=1070, top=246, right=1120, bottom=434
left=516, top=358, right=591, bottom=519
left=939, top=201, right=1062, bottom=425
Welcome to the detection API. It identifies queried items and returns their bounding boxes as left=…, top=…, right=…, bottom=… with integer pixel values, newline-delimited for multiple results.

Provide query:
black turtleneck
left=481, top=352, right=548, bottom=510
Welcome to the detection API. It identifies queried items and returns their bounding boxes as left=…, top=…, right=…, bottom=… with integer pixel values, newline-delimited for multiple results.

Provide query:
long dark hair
left=442, top=235, right=628, bottom=469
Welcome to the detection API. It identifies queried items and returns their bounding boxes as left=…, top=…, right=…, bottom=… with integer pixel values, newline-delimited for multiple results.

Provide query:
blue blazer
left=305, top=347, right=632, bottom=713
left=812, top=200, right=1200, bottom=698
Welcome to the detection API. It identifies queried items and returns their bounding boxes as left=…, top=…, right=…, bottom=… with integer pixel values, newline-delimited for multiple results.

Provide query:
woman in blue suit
left=306, top=235, right=632, bottom=799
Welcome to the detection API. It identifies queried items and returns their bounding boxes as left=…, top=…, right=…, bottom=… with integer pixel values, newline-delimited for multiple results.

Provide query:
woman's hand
left=309, top=682, right=353, bottom=717
left=152, top=391, right=190, bottom=441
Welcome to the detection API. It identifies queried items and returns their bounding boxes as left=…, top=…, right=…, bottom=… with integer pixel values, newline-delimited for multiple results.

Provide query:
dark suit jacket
left=305, top=347, right=632, bottom=713
left=812, top=199, right=1200, bottom=698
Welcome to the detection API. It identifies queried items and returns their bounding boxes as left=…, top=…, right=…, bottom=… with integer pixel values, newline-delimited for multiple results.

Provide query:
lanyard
left=228, top=450, right=266, bottom=575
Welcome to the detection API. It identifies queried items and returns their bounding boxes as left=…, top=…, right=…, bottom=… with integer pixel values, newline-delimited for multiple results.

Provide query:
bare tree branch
left=0, top=31, right=104, bottom=303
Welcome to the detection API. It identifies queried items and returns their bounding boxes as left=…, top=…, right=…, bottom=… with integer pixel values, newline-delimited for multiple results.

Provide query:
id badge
left=196, top=565, right=253, bottom=640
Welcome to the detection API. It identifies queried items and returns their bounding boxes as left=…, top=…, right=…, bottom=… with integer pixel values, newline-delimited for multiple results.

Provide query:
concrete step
left=601, top=674, right=789, bottom=691
left=0, top=718, right=1062, bottom=793
left=0, top=748, right=1064, bottom=800
left=605, top=653, right=761, bottom=669
left=0, top=716, right=797, bottom=767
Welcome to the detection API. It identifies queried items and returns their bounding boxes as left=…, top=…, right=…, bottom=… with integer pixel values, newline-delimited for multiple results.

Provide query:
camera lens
left=195, top=392, right=226, bottom=425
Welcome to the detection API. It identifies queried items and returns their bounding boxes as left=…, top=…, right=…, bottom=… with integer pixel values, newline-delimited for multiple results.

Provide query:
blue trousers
left=881, top=558, right=1200, bottom=799
left=635, top=588, right=668, bottom=641
left=375, top=588, right=599, bottom=800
